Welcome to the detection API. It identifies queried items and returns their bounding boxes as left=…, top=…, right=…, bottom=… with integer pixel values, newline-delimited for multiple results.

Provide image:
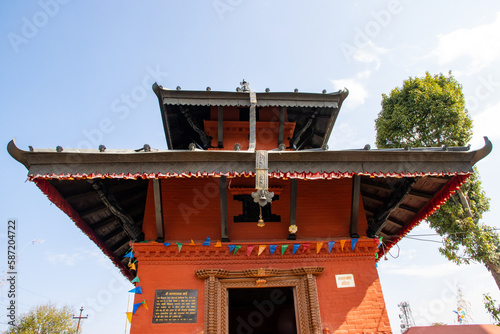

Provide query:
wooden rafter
left=220, top=176, right=229, bottom=242
left=153, top=179, right=164, bottom=242
left=367, top=178, right=416, bottom=237
left=89, top=180, right=144, bottom=242
left=350, top=175, right=360, bottom=238
left=288, top=179, right=298, bottom=240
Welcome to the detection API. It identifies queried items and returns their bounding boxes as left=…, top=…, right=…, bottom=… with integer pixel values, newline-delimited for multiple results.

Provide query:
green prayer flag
left=131, top=276, right=140, bottom=283
left=234, top=245, right=242, bottom=254
left=176, top=243, right=183, bottom=253
left=281, top=244, right=289, bottom=255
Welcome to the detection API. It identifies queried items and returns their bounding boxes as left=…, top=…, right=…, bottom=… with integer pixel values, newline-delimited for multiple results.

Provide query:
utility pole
left=73, top=306, right=88, bottom=334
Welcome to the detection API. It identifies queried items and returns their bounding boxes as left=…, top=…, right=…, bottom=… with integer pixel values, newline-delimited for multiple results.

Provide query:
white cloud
left=429, top=13, right=500, bottom=74
left=381, top=262, right=463, bottom=278
left=46, top=248, right=111, bottom=267
left=331, top=71, right=370, bottom=108
left=352, top=42, right=388, bottom=70
left=47, top=252, right=83, bottom=266
left=471, top=101, right=500, bottom=145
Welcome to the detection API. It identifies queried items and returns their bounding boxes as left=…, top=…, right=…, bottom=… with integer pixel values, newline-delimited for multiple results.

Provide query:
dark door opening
left=228, top=287, right=297, bottom=334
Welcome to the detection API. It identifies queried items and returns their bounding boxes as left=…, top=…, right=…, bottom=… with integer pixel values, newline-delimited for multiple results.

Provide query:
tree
left=3, top=303, right=78, bottom=334
left=375, top=72, right=500, bottom=290
left=483, top=293, right=500, bottom=325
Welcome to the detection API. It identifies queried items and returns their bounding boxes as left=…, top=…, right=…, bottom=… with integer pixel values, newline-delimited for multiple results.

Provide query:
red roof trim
left=378, top=173, right=470, bottom=259
left=28, top=170, right=469, bottom=181
left=32, top=178, right=134, bottom=280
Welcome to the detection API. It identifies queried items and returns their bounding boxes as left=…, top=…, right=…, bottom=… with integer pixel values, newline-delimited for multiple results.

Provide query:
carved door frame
left=195, top=267, right=324, bottom=334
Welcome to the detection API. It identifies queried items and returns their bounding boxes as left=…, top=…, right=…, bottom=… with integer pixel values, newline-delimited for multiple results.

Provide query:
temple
left=8, top=80, right=492, bottom=334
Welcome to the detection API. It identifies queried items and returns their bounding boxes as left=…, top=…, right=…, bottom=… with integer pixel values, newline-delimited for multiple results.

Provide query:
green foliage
left=375, top=72, right=473, bottom=149
left=3, top=303, right=78, bottom=334
left=428, top=170, right=496, bottom=266
left=375, top=72, right=500, bottom=292
left=484, top=294, right=500, bottom=326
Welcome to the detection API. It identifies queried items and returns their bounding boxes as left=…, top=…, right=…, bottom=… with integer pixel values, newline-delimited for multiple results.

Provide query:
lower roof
left=7, top=138, right=492, bottom=279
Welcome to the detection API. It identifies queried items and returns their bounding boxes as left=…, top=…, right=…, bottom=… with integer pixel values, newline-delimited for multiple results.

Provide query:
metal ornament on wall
left=251, top=150, right=274, bottom=207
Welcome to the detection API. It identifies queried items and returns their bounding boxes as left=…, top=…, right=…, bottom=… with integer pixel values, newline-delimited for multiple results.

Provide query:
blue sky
left=1, top=1, right=500, bottom=333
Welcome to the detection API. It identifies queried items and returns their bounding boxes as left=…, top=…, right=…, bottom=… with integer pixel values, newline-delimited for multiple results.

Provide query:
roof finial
left=240, top=79, right=250, bottom=92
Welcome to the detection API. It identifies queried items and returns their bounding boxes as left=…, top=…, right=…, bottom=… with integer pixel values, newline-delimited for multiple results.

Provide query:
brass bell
left=257, top=218, right=265, bottom=227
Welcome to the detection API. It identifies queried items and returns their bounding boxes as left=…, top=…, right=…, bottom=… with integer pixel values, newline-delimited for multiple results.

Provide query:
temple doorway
left=228, top=287, right=297, bottom=334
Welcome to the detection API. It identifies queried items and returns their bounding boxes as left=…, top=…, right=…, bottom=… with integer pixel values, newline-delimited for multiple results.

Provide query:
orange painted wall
left=143, top=177, right=369, bottom=243
left=205, top=106, right=294, bottom=150
left=130, top=248, right=391, bottom=333
left=136, top=178, right=388, bottom=333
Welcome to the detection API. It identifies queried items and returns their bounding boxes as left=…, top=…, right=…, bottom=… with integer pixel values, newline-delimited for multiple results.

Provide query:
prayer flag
left=351, top=238, right=358, bottom=250
left=128, top=286, right=142, bottom=294
left=328, top=241, right=335, bottom=253
left=258, top=245, right=266, bottom=256
left=246, top=245, right=254, bottom=256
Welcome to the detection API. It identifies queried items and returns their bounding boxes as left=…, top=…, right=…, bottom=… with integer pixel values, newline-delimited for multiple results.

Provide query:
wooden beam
left=288, top=179, right=297, bottom=240
left=398, top=204, right=418, bottom=214
left=361, top=179, right=391, bottom=192
left=278, top=106, right=285, bottom=146
left=218, top=106, right=224, bottom=148
left=360, top=191, right=385, bottom=204
left=408, top=189, right=434, bottom=200
left=89, top=180, right=144, bottom=242
left=91, top=216, right=118, bottom=232
left=153, top=179, right=165, bottom=242
left=220, top=176, right=229, bottom=242
left=386, top=218, right=405, bottom=227
left=367, top=178, right=416, bottom=237
left=350, top=175, right=361, bottom=238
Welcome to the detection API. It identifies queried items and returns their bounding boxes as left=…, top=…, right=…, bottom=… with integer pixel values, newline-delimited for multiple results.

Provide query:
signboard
left=152, top=289, right=198, bottom=323
left=335, top=274, right=355, bottom=288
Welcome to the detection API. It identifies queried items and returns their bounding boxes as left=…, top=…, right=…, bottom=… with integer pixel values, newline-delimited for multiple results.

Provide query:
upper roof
left=152, top=82, right=349, bottom=150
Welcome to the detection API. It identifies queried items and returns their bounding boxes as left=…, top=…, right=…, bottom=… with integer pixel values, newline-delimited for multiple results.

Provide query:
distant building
left=8, top=81, right=491, bottom=334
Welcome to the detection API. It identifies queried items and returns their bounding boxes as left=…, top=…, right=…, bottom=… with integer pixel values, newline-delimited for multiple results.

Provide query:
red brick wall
left=143, top=177, right=369, bottom=242
left=129, top=246, right=391, bottom=334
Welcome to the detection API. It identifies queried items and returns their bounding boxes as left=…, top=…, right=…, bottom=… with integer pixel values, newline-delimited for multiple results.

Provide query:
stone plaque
left=152, top=289, right=198, bottom=323
left=335, top=274, right=355, bottom=288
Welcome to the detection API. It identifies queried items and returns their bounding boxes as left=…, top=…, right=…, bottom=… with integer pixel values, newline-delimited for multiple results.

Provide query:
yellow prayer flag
left=340, top=240, right=346, bottom=251
left=316, top=242, right=323, bottom=254
left=142, top=300, right=148, bottom=310
left=126, top=312, right=133, bottom=323
left=128, top=262, right=136, bottom=271
left=258, top=245, right=266, bottom=256
left=215, top=240, right=222, bottom=247
left=190, top=239, right=196, bottom=245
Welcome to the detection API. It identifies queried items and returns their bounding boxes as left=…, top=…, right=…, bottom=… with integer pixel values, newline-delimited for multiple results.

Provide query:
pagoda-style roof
left=152, top=83, right=349, bottom=150
left=7, top=138, right=492, bottom=279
